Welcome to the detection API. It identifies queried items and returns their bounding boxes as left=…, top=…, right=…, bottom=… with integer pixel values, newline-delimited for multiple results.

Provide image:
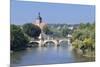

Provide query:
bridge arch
left=29, top=42, right=39, bottom=44
left=29, top=41, right=40, bottom=47
left=58, top=39, right=68, bottom=46
left=59, top=40, right=68, bottom=43
left=43, top=40, right=58, bottom=46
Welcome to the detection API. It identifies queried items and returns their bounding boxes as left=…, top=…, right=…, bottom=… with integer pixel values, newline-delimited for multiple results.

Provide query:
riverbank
left=72, top=47, right=95, bottom=58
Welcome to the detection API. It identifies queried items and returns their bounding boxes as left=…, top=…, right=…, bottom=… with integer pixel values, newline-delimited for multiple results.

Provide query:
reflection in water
left=10, top=42, right=95, bottom=66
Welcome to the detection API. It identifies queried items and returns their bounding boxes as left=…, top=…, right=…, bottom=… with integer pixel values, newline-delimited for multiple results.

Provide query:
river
left=10, top=42, right=95, bottom=66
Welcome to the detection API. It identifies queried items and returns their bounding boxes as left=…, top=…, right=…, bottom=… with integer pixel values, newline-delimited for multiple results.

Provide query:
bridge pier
left=38, top=40, right=44, bottom=47
left=55, top=40, right=59, bottom=46
left=68, top=39, right=71, bottom=45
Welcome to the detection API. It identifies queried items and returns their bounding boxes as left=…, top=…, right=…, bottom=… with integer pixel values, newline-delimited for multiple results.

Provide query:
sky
left=10, top=0, right=95, bottom=25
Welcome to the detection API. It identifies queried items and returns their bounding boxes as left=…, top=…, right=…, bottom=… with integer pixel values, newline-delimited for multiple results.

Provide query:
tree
left=42, top=25, right=52, bottom=35
left=10, top=24, right=29, bottom=51
left=72, top=23, right=95, bottom=56
left=61, top=26, right=69, bottom=37
left=83, top=37, right=93, bottom=50
left=22, top=23, right=41, bottom=39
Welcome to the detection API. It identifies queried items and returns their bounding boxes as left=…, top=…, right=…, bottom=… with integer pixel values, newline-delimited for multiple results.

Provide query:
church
left=33, top=12, right=48, bottom=40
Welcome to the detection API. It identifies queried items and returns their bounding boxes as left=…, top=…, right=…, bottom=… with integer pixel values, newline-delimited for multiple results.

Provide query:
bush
left=10, top=24, right=29, bottom=51
left=22, top=23, right=41, bottom=39
left=71, top=23, right=95, bottom=56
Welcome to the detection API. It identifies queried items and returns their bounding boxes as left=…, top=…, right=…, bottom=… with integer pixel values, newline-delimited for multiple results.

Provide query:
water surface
left=11, top=43, right=94, bottom=66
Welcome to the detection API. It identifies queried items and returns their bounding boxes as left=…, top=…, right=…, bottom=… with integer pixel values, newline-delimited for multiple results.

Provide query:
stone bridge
left=29, top=38, right=71, bottom=47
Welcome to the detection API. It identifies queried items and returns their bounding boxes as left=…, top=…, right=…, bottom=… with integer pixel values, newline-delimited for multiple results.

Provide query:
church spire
left=37, top=12, right=42, bottom=23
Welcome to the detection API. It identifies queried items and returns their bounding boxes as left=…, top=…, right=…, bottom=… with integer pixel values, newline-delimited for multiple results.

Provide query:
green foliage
left=83, top=38, right=93, bottom=47
left=11, top=24, right=29, bottom=51
left=22, top=23, right=41, bottom=39
left=61, top=27, right=69, bottom=37
left=72, top=23, right=95, bottom=56
left=72, top=39, right=79, bottom=48
left=44, top=24, right=71, bottom=38
left=43, top=25, right=52, bottom=35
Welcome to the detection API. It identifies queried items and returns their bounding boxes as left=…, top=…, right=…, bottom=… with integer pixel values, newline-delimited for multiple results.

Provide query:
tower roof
left=37, top=12, right=42, bottom=23
left=34, top=12, right=47, bottom=30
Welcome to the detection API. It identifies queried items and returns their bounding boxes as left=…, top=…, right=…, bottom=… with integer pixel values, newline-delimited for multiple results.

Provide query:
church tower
left=34, top=12, right=47, bottom=40
left=35, top=12, right=42, bottom=26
